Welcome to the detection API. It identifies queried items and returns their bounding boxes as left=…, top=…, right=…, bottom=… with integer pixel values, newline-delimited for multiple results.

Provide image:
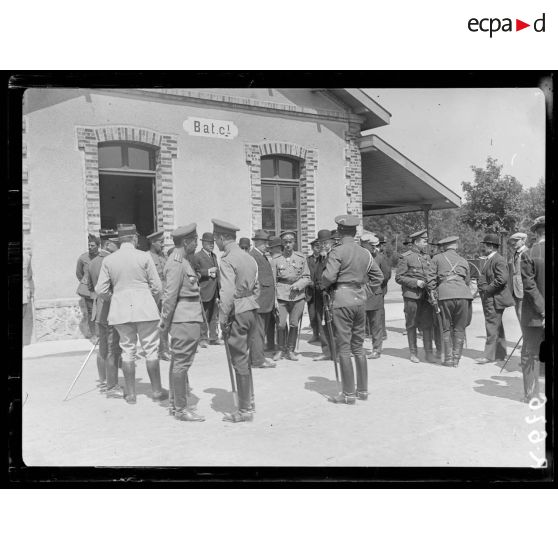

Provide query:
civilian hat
left=481, top=233, right=500, bottom=246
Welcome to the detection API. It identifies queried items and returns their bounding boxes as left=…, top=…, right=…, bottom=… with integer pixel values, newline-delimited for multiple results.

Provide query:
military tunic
left=161, top=247, right=203, bottom=412
left=150, top=249, right=170, bottom=356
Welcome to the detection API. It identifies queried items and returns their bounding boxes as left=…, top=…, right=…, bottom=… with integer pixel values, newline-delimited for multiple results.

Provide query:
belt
left=178, top=295, right=200, bottom=300
left=277, top=278, right=295, bottom=284
left=335, top=282, right=363, bottom=289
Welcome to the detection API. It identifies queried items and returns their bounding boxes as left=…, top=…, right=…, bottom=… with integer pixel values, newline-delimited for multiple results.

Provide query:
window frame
left=98, top=141, right=157, bottom=175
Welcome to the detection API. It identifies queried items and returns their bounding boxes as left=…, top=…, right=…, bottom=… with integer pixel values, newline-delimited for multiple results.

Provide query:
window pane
left=261, top=158, right=275, bottom=178
left=98, top=145, right=124, bottom=168
left=262, top=208, right=275, bottom=230
left=128, top=146, right=154, bottom=170
left=280, top=186, right=297, bottom=208
left=261, top=185, right=275, bottom=207
left=277, top=158, right=298, bottom=179
left=280, top=209, right=298, bottom=231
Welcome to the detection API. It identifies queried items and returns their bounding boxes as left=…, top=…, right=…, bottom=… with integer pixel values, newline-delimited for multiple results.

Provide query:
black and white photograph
left=12, top=80, right=550, bottom=473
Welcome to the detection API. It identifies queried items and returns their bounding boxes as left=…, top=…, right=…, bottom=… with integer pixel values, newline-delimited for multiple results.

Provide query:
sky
left=364, top=88, right=546, bottom=199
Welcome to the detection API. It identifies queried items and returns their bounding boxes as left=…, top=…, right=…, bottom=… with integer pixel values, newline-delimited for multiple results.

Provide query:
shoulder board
left=401, top=250, right=411, bottom=256
left=173, top=251, right=183, bottom=263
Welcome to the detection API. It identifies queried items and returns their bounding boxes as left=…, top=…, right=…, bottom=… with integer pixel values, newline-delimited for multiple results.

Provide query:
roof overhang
left=359, top=134, right=461, bottom=216
left=324, top=89, right=391, bottom=130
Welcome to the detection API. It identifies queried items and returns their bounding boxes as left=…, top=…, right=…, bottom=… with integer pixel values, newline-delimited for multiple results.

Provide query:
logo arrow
left=516, top=19, right=530, bottom=31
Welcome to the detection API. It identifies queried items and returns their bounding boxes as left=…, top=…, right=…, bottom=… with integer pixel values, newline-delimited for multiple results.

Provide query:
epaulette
left=173, top=251, right=183, bottom=263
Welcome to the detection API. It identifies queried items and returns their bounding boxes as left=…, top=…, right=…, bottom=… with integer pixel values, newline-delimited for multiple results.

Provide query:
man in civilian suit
left=192, top=232, right=222, bottom=348
left=475, top=233, right=515, bottom=364
left=248, top=230, right=276, bottom=368
left=306, top=239, right=321, bottom=343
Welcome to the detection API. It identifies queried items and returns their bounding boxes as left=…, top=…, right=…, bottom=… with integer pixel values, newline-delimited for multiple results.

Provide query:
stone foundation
left=34, top=299, right=85, bottom=342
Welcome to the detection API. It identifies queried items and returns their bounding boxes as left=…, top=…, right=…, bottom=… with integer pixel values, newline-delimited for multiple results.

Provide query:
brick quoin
left=344, top=129, right=363, bottom=237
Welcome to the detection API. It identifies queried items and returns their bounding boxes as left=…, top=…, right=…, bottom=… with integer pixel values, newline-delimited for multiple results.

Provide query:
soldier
left=430, top=236, right=473, bottom=367
left=428, top=239, right=443, bottom=359
left=395, top=229, right=436, bottom=363
left=508, top=231, right=528, bottom=322
left=239, top=238, right=251, bottom=252
left=306, top=239, right=321, bottom=343
left=375, top=233, right=391, bottom=340
left=76, top=233, right=99, bottom=340
left=321, top=215, right=383, bottom=404
left=519, top=216, right=545, bottom=403
left=248, top=229, right=276, bottom=369
left=192, top=232, right=221, bottom=348
left=147, top=230, right=171, bottom=360
left=95, top=224, right=167, bottom=404
left=212, top=218, right=260, bottom=423
left=475, top=233, right=515, bottom=364
left=330, top=229, right=341, bottom=248
left=270, top=231, right=312, bottom=361
left=360, top=232, right=386, bottom=359
left=85, top=230, right=123, bottom=396
left=311, top=229, right=336, bottom=361
left=159, top=224, right=205, bottom=422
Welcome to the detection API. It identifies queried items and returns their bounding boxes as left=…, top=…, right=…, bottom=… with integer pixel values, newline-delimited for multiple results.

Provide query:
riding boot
left=453, top=332, right=465, bottom=368
left=104, top=353, right=124, bottom=398
left=273, top=327, right=286, bottom=361
left=285, top=326, right=299, bottom=361
left=329, top=355, right=356, bottom=404
left=96, top=354, right=107, bottom=388
left=407, top=328, right=419, bottom=363
left=423, top=328, right=436, bottom=363
left=158, top=330, right=172, bottom=361
left=223, top=373, right=254, bottom=422
left=442, top=332, right=454, bottom=367
left=355, top=355, right=368, bottom=400
left=171, top=365, right=204, bottom=421
left=146, top=359, right=169, bottom=401
left=121, top=361, right=137, bottom=404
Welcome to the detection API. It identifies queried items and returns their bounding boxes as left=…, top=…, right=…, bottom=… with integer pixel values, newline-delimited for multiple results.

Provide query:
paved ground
left=22, top=286, right=547, bottom=467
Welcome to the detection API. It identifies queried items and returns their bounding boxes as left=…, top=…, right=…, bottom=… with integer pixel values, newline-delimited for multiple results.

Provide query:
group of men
left=76, top=211, right=545, bottom=425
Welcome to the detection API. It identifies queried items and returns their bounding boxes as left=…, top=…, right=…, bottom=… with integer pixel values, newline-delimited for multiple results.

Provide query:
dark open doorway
left=99, top=174, right=155, bottom=250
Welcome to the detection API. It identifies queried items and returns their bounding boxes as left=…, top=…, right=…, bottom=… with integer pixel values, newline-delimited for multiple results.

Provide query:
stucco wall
left=24, top=89, right=353, bottom=304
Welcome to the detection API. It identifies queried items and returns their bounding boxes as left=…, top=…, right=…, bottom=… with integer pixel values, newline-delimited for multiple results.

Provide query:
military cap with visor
left=409, top=229, right=428, bottom=240
left=267, top=236, right=283, bottom=248
left=147, top=230, right=165, bottom=242
left=437, top=235, right=459, bottom=246
left=211, top=218, right=240, bottom=235
left=172, top=223, right=198, bottom=241
left=117, top=223, right=137, bottom=238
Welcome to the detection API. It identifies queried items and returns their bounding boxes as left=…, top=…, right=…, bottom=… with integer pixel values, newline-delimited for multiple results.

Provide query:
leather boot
left=223, top=373, right=254, bottom=422
left=285, top=326, right=299, bottom=361
left=273, top=327, right=286, bottom=361
left=158, top=331, right=172, bottom=361
left=104, top=354, right=124, bottom=398
left=146, top=359, right=169, bottom=401
left=453, top=332, right=465, bottom=367
left=423, top=328, right=436, bottom=363
left=329, top=356, right=356, bottom=404
left=121, top=361, right=137, bottom=404
left=407, top=328, right=419, bottom=363
left=442, top=332, right=454, bottom=367
left=96, top=354, right=107, bottom=390
left=355, top=355, right=368, bottom=400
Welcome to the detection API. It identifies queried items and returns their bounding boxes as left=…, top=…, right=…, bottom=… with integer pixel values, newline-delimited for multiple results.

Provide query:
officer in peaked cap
left=321, top=216, right=383, bottom=404
left=248, top=229, right=276, bottom=369
left=192, top=231, right=221, bottom=349
left=330, top=228, right=342, bottom=248
left=430, top=235, right=473, bottom=367
left=475, top=232, right=514, bottom=364
left=158, top=223, right=205, bottom=421
left=212, top=218, right=260, bottom=423
left=271, top=230, right=312, bottom=362
left=96, top=223, right=166, bottom=405
left=147, top=230, right=171, bottom=360
left=395, top=228, right=437, bottom=363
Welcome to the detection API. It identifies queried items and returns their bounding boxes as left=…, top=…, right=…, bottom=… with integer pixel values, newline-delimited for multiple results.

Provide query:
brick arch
left=245, top=141, right=318, bottom=253
left=76, top=125, right=178, bottom=245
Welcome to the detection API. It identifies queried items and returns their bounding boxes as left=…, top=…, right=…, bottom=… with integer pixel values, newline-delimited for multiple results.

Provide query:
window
left=261, top=156, right=301, bottom=242
left=98, top=142, right=156, bottom=172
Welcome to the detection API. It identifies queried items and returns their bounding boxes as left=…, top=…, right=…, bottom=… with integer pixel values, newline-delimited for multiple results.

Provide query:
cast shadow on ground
left=204, top=387, right=237, bottom=414
left=386, top=326, right=406, bottom=335
left=473, top=374, right=525, bottom=403
left=304, top=375, right=339, bottom=399
left=24, top=349, right=95, bottom=360
left=299, top=351, right=323, bottom=359
left=63, top=386, right=99, bottom=402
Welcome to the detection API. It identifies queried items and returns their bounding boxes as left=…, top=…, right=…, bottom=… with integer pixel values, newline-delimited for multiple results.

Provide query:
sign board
left=183, top=117, right=238, bottom=140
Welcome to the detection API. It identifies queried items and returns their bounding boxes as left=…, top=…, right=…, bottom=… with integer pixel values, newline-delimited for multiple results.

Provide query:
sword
left=499, top=335, right=523, bottom=375
left=427, top=287, right=445, bottom=363
left=323, top=291, right=340, bottom=386
left=217, top=300, right=238, bottom=407
left=63, top=338, right=99, bottom=401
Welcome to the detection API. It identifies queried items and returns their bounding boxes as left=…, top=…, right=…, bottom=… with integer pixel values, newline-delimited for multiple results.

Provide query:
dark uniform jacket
left=361, top=245, right=386, bottom=312
left=322, top=237, right=383, bottom=309
left=477, top=252, right=514, bottom=310
left=375, top=252, right=392, bottom=295
left=306, top=254, right=319, bottom=302
left=218, top=242, right=260, bottom=323
left=192, top=249, right=220, bottom=303
left=431, top=249, right=473, bottom=301
left=86, top=249, right=111, bottom=324
left=76, top=251, right=95, bottom=298
left=160, top=247, right=204, bottom=326
left=520, top=240, right=545, bottom=328
left=249, top=246, right=275, bottom=314
left=395, top=247, right=435, bottom=299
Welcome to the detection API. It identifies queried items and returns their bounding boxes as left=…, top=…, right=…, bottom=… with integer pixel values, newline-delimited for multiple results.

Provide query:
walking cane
left=62, top=338, right=99, bottom=401
left=499, top=335, right=523, bottom=375
left=295, top=307, right=304, bottom=352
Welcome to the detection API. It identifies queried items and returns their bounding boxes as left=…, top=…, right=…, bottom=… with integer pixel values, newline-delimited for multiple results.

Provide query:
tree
left=520, top=177, right=545, bottom=228
left=461, top=157, right=524, bottom=234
